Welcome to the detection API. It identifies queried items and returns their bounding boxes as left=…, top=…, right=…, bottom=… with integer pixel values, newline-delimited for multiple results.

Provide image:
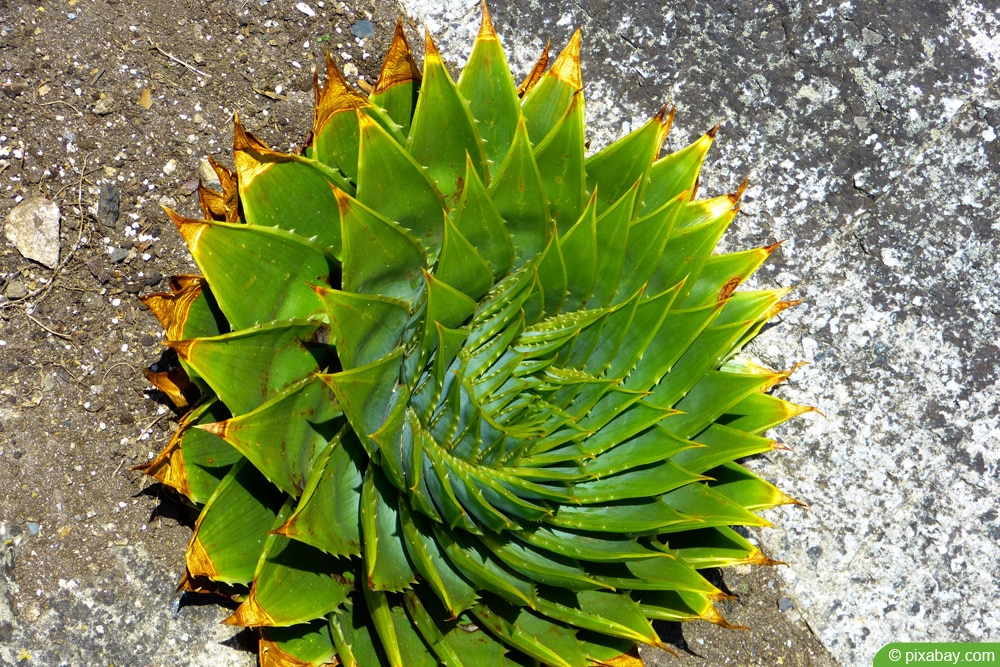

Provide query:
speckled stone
left=400, top=0, right=1000, bottom=664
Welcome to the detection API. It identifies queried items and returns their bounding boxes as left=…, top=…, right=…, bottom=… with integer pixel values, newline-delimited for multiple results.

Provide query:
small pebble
left=92, top=95, right=114, bottom=115
left=778, top=596, right=793, bottom=612
left=109, top=248, right=128, bottom=263
left=4, top=281, right=28, bottom=299
left=351, top=20, right=374, bottom=40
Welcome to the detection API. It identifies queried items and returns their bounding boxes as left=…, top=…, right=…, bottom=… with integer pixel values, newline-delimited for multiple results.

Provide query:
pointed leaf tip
left=517, top=40, right=550, bottom=97
left=424, top=28, right=441, bottom=60
left=549, top=27, right=583, bottom=90
left=479, top=1, right=498, bottom=39
left=373, top=20, right=422, bottom=95
left=162, top=207, right=206, bottom=249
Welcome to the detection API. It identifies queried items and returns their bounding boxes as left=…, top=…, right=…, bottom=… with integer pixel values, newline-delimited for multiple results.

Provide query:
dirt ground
left=0, top=1, right=834, bottom=665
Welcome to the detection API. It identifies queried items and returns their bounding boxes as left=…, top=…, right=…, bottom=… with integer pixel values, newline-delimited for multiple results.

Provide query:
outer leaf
left=398, top=501, right=478, bottom=616
left=533, top=91, right=586, bottom=232
left=234, top=119, right=347, bottom=252
left=520, top=29, right=582, bottom=146
left=314, top=286, right=411, bottom=371
left=134, top=398, right=238, bottom=504
left=185, top=459, right=284, bottom=585
left=356, top=111, right=446, bottom=250
left=640, top=124, right=717, bottom=215
left=585, top=108, right=671, bottom=215
left=168, top=321, right=330, bottom=417
left=259, top=620, right=337, bottom=667
left=227, top=500, right=354, bottom=627
left=201, top=375, right=341, bottom=496
left=277, top=431, right=365, bottom=557
left=435, top=216, right=494, bottom=303
left=166, top=210, right=334, bottom=330
left=370, top=20, right=422, bottom=137
left=361, top=467, right=417, bottom=591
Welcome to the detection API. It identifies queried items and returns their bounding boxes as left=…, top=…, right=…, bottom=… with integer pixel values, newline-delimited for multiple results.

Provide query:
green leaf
left=320, top=348, right=404, bottom=448
left=338, top=189, right=427, bottom=303
left=533, top=91, right=586, bottom=233
left=401, top=591, right=467, bottom=667
left=228, top=500, right=353, bottom=627
left=310, top=53, right=402, bottom=183
left=186, top=459, right=284, bottom=585
left=674, top=422, right=776, bottom=475
left=705, top=461, right=800, bottom=511
left=458, top=7, right=521, bottom=171
left=233, top=119, right=347, bottom=253
left=598, top=555, right=719, bottom=595
left=314, top=286, right=411, bottom=371
left=622, top=302, right=723, bottom=393
left=472, top=600, right=586, bottom=667
left=586, top=182, right=638, bottom=307
left=638, top=319, right=756, bottom=411
left=202, top=375, right=341, bottom=496
left=329, top=600, right=384, bottom=667
left=663, top=369, right=781, bottom=438
left=407, top=33, right=488, bottom=198
left=534, top=234, right=567, bottom=317
left=533, top=589, right=660, bottom=646
left=647, top=203, right=735, bottom=298
left=259, top=620, right=337, bottom=667
left=432, top=523, right=537, bottom=608
left=357, top=111, right=447, bottom=251
left=664, top=526, right=774, bottom=568
left=640, top=125, right=717, bottom=215
left=567, top=460, right=705, bottom=504
left=435, top=216, right=494, bottom=303
left=362, top=585, right=407, bottom=667
left=612, top=192, right=685, bottom=304
left=166, top=211, right=335, bottom=330
left=170, top=321, right=330, bottom=416
left=398, top=502, right=478, bottom=616
left=489, top=116, right=552, bottom=266
left=278, top=430, right=365, bottom=558
left=519, top=527, right=665, bottom=563
left=362, top=467, right=417, bottom=591
left=370, top=21, right=422, bottom=137
left=659, top=482, right=771, bottom=532
left=547, top=497, right=689, bottom=535
left=479, top=533, right=607, bottom=591
left=585, top=109, right=670, bottom=215
left=451, top=155, right=514, bottom=279
left=135, top=398, right=238, bottom=505
left=679, top=245, right=776, bottom=309
left=719, top=392, right=812, bottom=434
left=556, top=194, right=598, bottom=312
left=635, top=590, right=729, bottom=624
left=425, top=270, right=479, bottom=332
left=604, top=283, right=681, bottom=380
left=520, top=30, right=582, bottom=146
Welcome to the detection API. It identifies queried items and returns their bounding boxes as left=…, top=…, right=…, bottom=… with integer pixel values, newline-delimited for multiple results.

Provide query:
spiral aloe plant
left=137, top=6, right=807, bottom=666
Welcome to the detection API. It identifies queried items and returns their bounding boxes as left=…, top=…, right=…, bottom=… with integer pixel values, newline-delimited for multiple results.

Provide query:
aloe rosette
left=138, top=7, right=807, bottom=666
